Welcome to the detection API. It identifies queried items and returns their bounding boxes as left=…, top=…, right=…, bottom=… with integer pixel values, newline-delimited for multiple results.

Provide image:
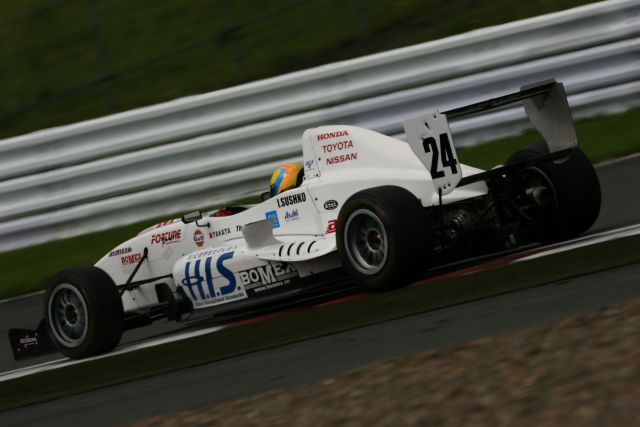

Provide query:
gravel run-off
left=129, top=292, right=640, bottom=426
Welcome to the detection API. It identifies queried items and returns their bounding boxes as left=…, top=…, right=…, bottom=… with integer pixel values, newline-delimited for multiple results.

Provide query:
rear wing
left=403, top=80, right=577, bottom=195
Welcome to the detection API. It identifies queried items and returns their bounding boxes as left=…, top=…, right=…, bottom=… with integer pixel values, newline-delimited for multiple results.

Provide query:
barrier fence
left=0, top=0, right=638, bottom=252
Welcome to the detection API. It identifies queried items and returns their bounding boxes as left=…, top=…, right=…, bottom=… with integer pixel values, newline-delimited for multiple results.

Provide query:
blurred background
left=4, top=0, right=639, bottom=300
left=0, top=0, right=596, bottom=140
left=2, top=4, right=640, bottom=424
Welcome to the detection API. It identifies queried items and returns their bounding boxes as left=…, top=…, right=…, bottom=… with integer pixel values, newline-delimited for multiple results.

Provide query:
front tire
left=44, top=267, right=124, bottom=359
left=336, top=186, right=430, bottom=291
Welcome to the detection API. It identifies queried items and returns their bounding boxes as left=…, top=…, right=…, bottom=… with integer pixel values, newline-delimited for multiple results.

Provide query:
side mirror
left=182, top=210, right=202, bottom=224
left=260, top=191, right=271, bottom=201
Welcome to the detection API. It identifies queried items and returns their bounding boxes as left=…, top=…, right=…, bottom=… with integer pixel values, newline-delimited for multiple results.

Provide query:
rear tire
left=507, top=141, right=601, bottom=242
left=336, top=186, right=430, bottom=291
left=44, top=267, right=124, bottom=359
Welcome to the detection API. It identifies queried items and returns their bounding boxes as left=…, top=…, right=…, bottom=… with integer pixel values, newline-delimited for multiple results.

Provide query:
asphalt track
left=1, top=155, right=639, bottom=425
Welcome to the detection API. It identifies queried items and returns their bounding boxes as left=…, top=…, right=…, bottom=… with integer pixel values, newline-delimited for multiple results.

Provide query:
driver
left=269, top=162, right=304, bottom=197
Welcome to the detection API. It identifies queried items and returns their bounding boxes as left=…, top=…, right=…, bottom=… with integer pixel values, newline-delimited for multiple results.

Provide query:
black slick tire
left=507, top=141, right=601, bottom=242
left=44, top=266, right=124, bottom=359
left=336, top=186, right=429, bottom=291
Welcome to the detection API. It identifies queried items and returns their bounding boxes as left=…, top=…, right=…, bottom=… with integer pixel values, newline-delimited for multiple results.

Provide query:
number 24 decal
left=422, top=133, right=458, bottom=178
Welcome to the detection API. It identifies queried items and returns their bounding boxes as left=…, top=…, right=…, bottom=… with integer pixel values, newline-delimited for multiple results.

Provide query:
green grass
left=2, top=232, right=639, bottom=411
left=1, top=107, right=639, bottom=300
left=0, top=0, right=598, bottom=139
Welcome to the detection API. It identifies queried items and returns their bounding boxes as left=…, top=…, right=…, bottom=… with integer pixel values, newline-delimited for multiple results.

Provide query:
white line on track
left=2, top=222, right=639, bottom=383
left=595, top=152, right=640, bottom=168
left=0, top=290, right=44, bottom=305
left=515, top=223, right=640, bottom=262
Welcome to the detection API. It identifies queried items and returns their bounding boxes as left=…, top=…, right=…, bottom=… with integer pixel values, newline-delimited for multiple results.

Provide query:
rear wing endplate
left=403, top=80, right=577, bottom=195
left=444, top=80, right=577, bottom=152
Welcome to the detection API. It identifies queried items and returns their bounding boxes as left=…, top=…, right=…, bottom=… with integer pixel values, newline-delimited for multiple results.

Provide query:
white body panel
left=95, top=123, right=489, bottom=313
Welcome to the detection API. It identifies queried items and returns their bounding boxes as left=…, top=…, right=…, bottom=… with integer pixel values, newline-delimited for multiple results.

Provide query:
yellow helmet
left=270, top=162, right=304, bottom=197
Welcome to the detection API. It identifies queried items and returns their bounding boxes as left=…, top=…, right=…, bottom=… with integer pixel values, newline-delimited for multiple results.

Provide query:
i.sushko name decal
left=180, top=252, right=247, bottom=308
left=276, top=192, right=306, bottom=208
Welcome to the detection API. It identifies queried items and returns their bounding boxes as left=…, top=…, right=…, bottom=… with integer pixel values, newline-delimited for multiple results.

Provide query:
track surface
left=1, top=155, right=639, bottom=425
left=3, top=263, right=640, bottom=426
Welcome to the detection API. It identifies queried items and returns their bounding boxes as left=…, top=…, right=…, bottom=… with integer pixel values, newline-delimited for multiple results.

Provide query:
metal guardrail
left=0, top=0, right=638, bottom=252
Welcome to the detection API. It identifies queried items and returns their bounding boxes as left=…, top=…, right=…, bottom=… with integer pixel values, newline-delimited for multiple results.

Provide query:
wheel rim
left=522, top=167, right=558, bottom=211
left=48, top=284, right=88, bottom=348
left=344, top=209, right=388, bottom=275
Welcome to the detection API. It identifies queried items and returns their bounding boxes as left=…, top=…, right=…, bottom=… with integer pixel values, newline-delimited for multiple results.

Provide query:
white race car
left=12, top=81, right=600, bottom=359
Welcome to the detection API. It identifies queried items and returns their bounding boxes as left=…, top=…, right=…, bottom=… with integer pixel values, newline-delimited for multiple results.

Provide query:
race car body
left=96, top=122, right=488, bottom=315
left=11, top=80, right=600, bottom=360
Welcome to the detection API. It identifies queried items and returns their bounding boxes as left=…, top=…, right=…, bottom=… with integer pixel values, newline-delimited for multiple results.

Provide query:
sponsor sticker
left=326, top=152, right=357, bottom=165
left=186, top=245, right=239, bottom=260
left=193, top=229, right=204, bottom=247
left=209, top=227, right=231, bottom=238
left=324, top=200, right=338, bottom=210
left=20, top=337, right=38, bottom=346
left=305, top=159, right=316, bottom=171
left=151, top=229, right=182, bottom=245
left=238, top=262, right=298, bottom=295
left=321, top=140, right=353, bottom=153
left=180, top=252, right=247, bottom=308
left=316, top=130, right=349, bottom=141
left=284, top=209, right=300, bottom=222
left=265, top=210, right=280, bottom=228
left=121, top=253, right=142, bottom=265
left=109, top=247, right=132, bottom=257
left=326, top=219, right=337, bottom=234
